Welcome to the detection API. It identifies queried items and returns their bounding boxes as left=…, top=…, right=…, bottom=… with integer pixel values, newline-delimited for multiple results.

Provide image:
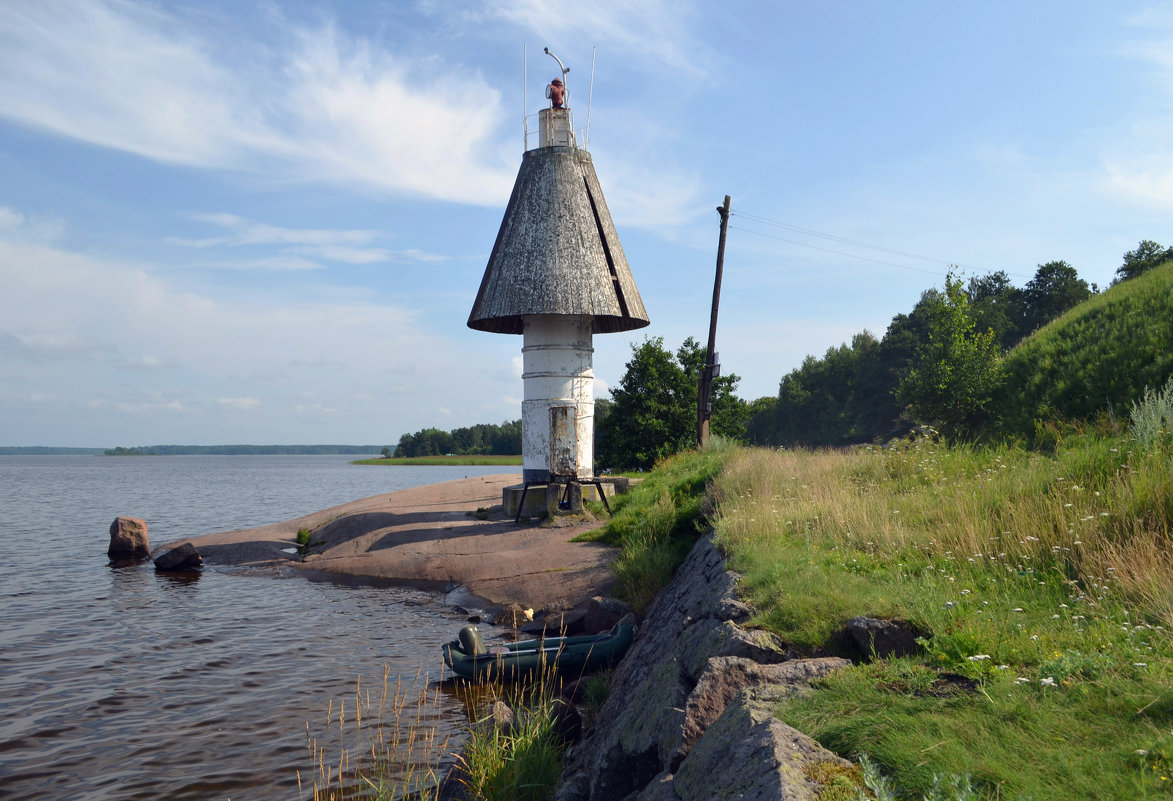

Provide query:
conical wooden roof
left=468, top=145, right=649, bottom=335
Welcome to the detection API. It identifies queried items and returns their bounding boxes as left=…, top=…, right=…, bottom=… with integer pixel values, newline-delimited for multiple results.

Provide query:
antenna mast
left=586, top=46, right=597, bottom=144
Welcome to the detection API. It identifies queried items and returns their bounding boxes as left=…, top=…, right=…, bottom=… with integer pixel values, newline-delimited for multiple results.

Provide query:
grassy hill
left=996, top=260, right=1173, bottom=442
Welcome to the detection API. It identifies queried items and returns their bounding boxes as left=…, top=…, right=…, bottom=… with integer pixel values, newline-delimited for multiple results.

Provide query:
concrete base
left=504, top=477, right=629, bottom=520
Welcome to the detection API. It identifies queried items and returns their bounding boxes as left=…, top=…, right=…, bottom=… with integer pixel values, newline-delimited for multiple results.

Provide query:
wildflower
left=1138, top=749, right=1149, bottom=756
left=944, top=601, right=957, bottom=609
left=961, top=589, right=971, bottom=595
left=1040, top=677, right=1056, bottom=687
left=1030, top=635, right=1039, bottom=640
left=1013, top=607, right=1024, bottom=612
left=967, top=654, right=991, bottom=662
left=998, top=665, right=1010, bottom=670
left=1015, top=677, right=1030, bottom=684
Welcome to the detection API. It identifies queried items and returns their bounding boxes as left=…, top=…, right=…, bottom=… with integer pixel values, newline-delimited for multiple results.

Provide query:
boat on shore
left=442, top=623, right=634, bottom=681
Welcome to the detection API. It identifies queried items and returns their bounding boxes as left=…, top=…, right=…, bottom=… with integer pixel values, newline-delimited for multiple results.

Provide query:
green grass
left=574, top=440, right=734, bottom=611
left=995, top=260, right=1173, bottom=442
left=709, top=428, right=1173, bottom=799
left=352, top=454, right=522, bottom=466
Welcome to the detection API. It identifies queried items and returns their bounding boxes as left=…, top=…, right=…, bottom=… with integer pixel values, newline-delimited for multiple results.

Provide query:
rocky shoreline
left=547, top=533, right=854, bottom=801
left=157, top=474, right=619, bottom=613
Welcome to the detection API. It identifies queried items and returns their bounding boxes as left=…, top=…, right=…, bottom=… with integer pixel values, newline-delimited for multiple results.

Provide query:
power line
left=729, top=224, right=948, bottom=278
left=731, top=210, right=1035, bottom=281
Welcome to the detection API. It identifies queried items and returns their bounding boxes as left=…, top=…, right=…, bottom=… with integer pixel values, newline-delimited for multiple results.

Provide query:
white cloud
left=0, top=223, right=514, bottom=444
left=0, top=206, right=25, bottom=229
left=169, top=213, right=447, bottom=266
left=0, top=1, right=514, bottom=204
left=122, top=354, right=171, bottom=371
left=479, top=0, right=707, bottom=78
left=218, top=397, right=261, bottom=410
left=1100, top=8, right=1173, bottom=210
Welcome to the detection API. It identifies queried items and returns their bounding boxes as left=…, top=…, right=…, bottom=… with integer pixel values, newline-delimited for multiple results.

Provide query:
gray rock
left=153, top=542, right=202, bottom=571
left=674, top=656, right=849, bottom=766
left=550, top=697, right=583, bottom=743
left=632, top=772, right=680, bottom=801
left=584, top=596, right=633, bottom=634
left=568, top=535, right=757, bottom=801
left=672, top=686, right=851, bottom=801
left=846, top=616, right=922, bottom=659
left=488, top=700, right=515, bottom=737
left=552, top=770, right=590, bottom=801
left=108, top=516, right=149, bottom=561
left=525, top=606, right=587, bottom=637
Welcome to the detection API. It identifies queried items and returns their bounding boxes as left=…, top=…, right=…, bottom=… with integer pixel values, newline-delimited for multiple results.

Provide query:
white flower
left=1040, top=677, right=1056, bottom=687
left=1015, top=677, right=1031, bottom=684
left=967, top=654, right=991, bottom=662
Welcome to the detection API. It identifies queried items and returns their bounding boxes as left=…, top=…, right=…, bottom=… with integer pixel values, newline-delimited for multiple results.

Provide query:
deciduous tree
left=898, top=272, right=1003, bottom=439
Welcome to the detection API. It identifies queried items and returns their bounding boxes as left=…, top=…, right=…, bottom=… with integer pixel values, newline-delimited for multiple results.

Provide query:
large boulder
left=108, top=516, right=150, bottom=561
left=846, top=616, right=922, bottom=659
left=675, top=656, right=849, bottom=765
left=583, top=596, right=633, bottom=634
left=154, top=542, right=203, bottom=572
left=667, top=685, right=852, bottom=801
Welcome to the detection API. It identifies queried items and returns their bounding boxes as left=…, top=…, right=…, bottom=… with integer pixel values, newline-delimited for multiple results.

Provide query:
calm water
left=0, top=456, right=514, bottom=801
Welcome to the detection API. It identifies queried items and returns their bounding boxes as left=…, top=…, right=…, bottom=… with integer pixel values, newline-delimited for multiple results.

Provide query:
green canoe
left=442, top=623, right=635, bottom=681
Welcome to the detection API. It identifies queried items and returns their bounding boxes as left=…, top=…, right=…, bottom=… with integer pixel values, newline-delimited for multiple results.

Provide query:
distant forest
left=393, top=420, right=522, bottom=458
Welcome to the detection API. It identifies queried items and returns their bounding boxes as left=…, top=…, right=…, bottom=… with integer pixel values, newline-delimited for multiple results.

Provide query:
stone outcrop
left=554, top=534, right=851, bottom=801
left=846, top=615, right=922, bottom=659
left=108, top=516, right=150, bottom=561
left=583, top=596, right=633, bottom=634
left=666, top=686, right=851, bottom=801
left=154, top=542, right=203, bottom=572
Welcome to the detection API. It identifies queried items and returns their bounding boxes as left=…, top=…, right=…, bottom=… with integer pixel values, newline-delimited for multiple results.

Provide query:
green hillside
left=996, top=259, right=1173, bottom=441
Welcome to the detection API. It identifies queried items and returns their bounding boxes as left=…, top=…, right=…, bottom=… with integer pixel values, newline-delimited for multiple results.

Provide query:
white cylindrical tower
left=468, top=57, right=648, bottom=486
left=521, top=315, right=594, bottom=482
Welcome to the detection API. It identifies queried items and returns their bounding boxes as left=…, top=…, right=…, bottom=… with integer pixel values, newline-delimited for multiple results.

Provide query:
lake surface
left=0, top=456, right=515, bottom=800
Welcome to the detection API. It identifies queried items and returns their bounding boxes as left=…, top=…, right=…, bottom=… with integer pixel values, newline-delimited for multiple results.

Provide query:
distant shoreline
left=352, top=454, right=522, bottom=466
left=0, top=445, right=385, bottom=456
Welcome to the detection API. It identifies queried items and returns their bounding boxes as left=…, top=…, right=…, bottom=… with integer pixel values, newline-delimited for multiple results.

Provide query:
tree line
left=392, top=420, right=522, bottom=458
left=595, top=239, right=1171, bottom=469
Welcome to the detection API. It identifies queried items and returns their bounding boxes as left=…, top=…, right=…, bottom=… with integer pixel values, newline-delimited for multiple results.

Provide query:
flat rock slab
left=162, top=474, right=617, bottom=611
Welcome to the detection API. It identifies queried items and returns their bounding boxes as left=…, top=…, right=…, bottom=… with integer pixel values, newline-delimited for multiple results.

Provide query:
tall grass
left=446, top=646, right=606, bottom=801
left=302, top=665, right=451, bottom=800
left=576, top=440, right=734, bottom=610
left=710, top=430, right=1173, bottom=799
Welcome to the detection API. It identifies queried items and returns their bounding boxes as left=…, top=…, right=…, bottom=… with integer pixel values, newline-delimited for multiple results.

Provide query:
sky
left=2, top=1, right=1172, bottom=447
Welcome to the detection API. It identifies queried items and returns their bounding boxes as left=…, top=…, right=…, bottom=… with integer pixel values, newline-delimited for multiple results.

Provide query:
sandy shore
left=165, top=473, right=617, bottom=613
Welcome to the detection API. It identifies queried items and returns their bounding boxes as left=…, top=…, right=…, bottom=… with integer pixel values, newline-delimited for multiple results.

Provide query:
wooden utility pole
left=698, top=195, right=731, bottom=448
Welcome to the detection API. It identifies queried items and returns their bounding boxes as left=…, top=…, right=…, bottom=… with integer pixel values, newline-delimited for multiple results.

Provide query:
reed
left=302, top=664, right=452, bottom=801
left=448, top=652, right=585, bottom=801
